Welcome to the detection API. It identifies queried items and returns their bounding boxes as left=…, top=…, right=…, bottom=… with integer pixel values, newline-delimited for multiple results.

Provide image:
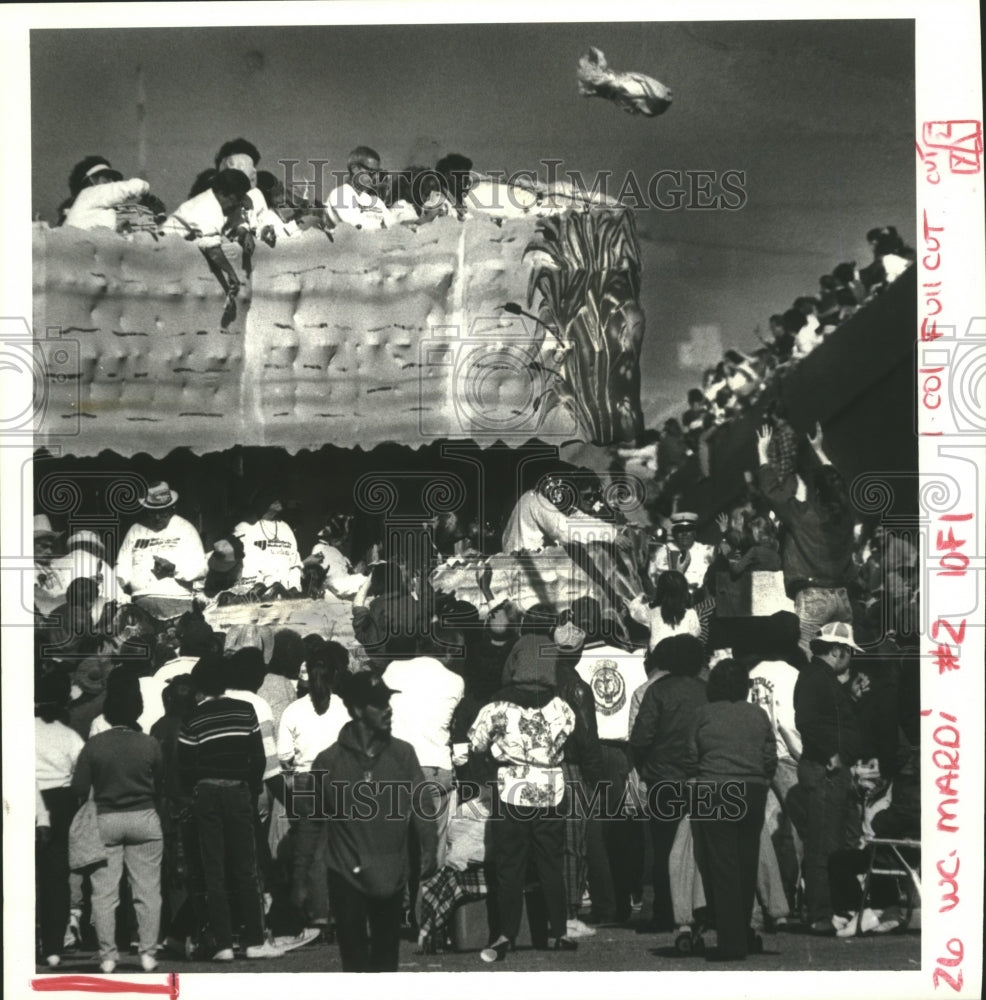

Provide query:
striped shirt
left=177, top=696, right=265, bottom=793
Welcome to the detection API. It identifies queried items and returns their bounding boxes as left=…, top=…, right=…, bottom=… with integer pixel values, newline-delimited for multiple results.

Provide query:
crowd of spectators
left=34, top=419, right=920, bottom=970
left=618, top=225, right=915, bottom=494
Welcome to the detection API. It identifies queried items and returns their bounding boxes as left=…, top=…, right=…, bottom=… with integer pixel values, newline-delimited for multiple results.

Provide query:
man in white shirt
left=648, top=512, right=714, bottom=596
left=213, top=138, right=289, bottom=243
left=502, top=477, right=621, bottom=554
left=115, top=482, right=207, bottom=616
left=233, top=496, right=303, bottom=594
left=382, top=647, right=464, bottom=870
left=328, top=146, right=395, bottom=230
left=162, top=169, right=252, bottom=248
left=571, top=597, right=648, bottom=923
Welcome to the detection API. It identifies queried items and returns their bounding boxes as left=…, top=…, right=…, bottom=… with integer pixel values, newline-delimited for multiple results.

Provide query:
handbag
left=68, top=796, right=108, bottom=874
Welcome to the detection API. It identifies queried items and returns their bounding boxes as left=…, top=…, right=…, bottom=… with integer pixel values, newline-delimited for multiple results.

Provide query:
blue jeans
left=797, top=760, right=853, bottom=923
left=193, top=780, right=265, bottom=950
left=795, top=587, right=852, bottom=653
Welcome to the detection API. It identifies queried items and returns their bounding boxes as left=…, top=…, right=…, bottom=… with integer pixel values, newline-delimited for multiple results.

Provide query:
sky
left=27, top=18, right=916, bottom=427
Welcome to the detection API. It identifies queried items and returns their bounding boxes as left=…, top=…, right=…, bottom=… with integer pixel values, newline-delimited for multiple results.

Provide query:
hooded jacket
left=293, top=720, right=437, bottom=899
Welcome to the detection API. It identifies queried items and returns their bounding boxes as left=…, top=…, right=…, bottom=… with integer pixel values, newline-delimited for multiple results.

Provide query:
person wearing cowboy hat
left=114, top=482, right=206, bottom=612
left=34, top=514, right=69, bottom=617
left=648, top=512, right=714, bottom=596
left=793, top=620, right=864, bottom=934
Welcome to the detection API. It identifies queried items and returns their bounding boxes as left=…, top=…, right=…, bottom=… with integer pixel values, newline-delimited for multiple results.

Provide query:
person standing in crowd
left=70, top=669, right=164, bottom=973
left=114, top=482, right=207, bottom=615
left=757, top=423, right=855, bottom=653
left=151, top=674, right=207, bottom=957
left=328, top=146, right=396, bottom=230
left=627, top=569, right=702, bottom=651
left=292, top=673, right=438, bottom=972
left=382, top=635, right=465, bottom=873
left=469, top=634, right=578, bottom=962
left=277, top=641, right=350, bottom=936
left=261, top=629, right=306, bottom=733
left=794, top=621, right=863, bottom=933
left=630, top=634, right=707, bottom=931
left=178, top=654, right=284, bottom=962
left=648, top=513, right=714, bottom=598
left=549, top=613, right=605, bottom=939
left=571, top=597, right=647, bottom=925
left=747, top=612, right=805, bottom=911
left=685, top=658, right=777, bottom=961
left=35, top=671, right=85, bottom=968
left=35, top=514, right=68, bottom=618
left=155, top=615, right=220, bottom=685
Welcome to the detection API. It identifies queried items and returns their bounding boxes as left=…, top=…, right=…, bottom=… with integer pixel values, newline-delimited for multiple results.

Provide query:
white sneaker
left=831, top=913, right=852, bottom=932
left=45, top=955, right=60, bottom=968
left=212, top=948, right=235, bottom=962
left=566, top=918, right=597, bottom=938
left=140, top=952, right=158, bottom=972
left=859, top=908, right=881, bottom=933
left=245, top=941, right=285, bottom=960
left=273, top=927, right=320, bottom=953
left=99, top=960, right=116, bottom=974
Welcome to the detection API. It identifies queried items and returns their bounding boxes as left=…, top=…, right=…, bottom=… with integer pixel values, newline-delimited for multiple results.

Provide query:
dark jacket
left=794, top=658, right=862, bottom=765
left=759, top=463, right=854, bottom=589
left=683, top=700, right=777, bottom=785
left=294, top=720, right=438, bottom=899
left=555, top=662, right=605, bottom=789
left=630, top=674, right=707, bottom=784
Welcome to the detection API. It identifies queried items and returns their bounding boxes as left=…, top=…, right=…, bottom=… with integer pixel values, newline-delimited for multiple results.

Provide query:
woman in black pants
left=685, top=659, right=777, bottom=960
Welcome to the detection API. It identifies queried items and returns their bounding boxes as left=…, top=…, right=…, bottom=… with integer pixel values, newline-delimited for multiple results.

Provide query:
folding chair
left=856, top=836, right=920, bottom=935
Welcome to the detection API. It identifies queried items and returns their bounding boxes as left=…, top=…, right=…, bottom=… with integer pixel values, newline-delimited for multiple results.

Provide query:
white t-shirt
left=162, top=189, right=228, bottom=247
left=327, top=182, right=395, bottom=230
left=234, top=520, right=302, bottom=591
left=115, top=515, right=207, bottom=599
left=748, top=659, right=802, bottom=763
left=308, top=541, right=368, bottom=599
left=154, top=655, right=201, bottom=684
left=576, top=644, right=648, bottom=742
left=627, top=599, right=702, bottom=651
left=502, top=489, right=620, bottom=553
left=64, top=178, right=151, bottom=231
left=35, top=717, right=85, bottom=789
left=383, top=656, right=465, bottom=770
left=276, top=695, right=351, bottom=773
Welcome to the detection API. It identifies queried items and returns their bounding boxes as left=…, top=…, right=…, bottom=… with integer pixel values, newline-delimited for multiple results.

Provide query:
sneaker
left=45, top=955, right=60, bottom=968
left=245, top=941, right=285, bottom=960
left=273, top=927, right=321, bottom=953
left=99, top=960, right=116, bottom=974
left=831, top=913, right=852, bottom=932
left=212, top=948, right=235, bottom=962
left=480, top=937, right=510, bottom=963
left=566, top=918, right=597, bottom=938
left=140, top=953, right=158, bottom=972
left=630, top=895, right=643, bottom=913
